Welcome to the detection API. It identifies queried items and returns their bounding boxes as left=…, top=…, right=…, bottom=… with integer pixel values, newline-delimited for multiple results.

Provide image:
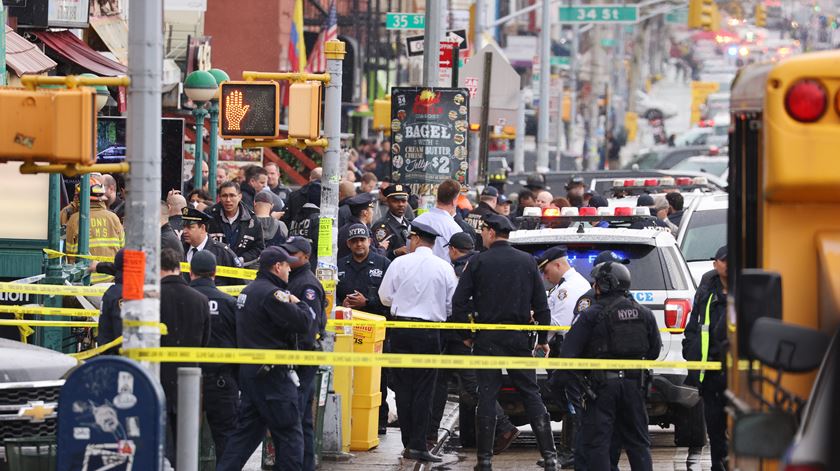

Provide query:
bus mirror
left=732, top=411, right=796, bottom=458
left=749, top=318, right=830, bottom=372
left=736, top=270, right=782, bottom=358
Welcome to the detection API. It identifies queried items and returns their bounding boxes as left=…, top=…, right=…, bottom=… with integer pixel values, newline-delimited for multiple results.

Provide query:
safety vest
left=699, top=293, right=714, bottom=383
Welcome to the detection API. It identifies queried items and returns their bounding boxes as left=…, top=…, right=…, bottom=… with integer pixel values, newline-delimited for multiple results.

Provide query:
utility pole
left=422, top=0, right=443, bottom=87
left=474, top=0, right=484, bottom=55
left=536, top=0, right=551, bottom=172
left=318, top=40, right=345, bottom=279
left=586, top=25, right=601, bottom=170
left=123, top=0, right=163, bottom=375
left=568, top=24, right=579, bottom=152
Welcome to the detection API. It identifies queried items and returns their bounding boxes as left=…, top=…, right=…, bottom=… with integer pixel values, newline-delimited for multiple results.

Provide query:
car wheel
left=673, top=402, right=707, bottom=448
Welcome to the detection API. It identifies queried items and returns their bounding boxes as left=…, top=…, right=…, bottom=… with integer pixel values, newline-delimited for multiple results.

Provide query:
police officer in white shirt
left=378, top=220, right=458, bottom=463
left=538, top=246, right=592, bottom=339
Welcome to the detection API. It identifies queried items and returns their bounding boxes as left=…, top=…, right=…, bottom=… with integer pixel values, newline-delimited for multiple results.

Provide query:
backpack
left=598, top=297, right=651, bottom=359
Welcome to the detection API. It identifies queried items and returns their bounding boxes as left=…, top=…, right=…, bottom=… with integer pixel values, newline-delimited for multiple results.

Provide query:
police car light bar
left=560, top=207, right=579, bottom=217
left=522, top=207, right=542, bottom=217
left=611, top=176, right=708, bottom=189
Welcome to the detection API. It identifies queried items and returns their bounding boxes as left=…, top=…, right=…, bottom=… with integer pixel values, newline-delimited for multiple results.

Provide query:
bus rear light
left=785, top=79, right=827, bottom=123
left=664, top=299, right=691, bottom=329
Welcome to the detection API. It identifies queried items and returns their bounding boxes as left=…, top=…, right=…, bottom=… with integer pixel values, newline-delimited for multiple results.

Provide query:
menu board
left=389, top=87, right=470, bottom=184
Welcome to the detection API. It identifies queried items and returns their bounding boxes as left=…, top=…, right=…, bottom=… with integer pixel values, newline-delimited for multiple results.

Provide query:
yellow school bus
left=728, top=51, right=840, bottom=470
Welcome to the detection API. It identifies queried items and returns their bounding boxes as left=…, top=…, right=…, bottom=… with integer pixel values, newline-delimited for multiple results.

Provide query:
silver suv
left=501, top=223, right=705, bottom=447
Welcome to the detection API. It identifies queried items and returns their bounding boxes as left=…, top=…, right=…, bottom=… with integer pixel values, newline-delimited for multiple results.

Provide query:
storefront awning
left=34, top=30, right=127, bottom=76
left=5, top=26, right=58, bottom=76
left=89, top=15, right=128, bottom=65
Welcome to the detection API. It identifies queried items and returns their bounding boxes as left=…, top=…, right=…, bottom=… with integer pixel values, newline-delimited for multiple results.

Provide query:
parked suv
left=676, top=192, right=728, bottom=284
left=501, top=220, right=706, bottom=447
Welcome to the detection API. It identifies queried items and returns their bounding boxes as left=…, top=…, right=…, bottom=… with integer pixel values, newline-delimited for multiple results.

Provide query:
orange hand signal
left=224, top=90, right=250, bottom=131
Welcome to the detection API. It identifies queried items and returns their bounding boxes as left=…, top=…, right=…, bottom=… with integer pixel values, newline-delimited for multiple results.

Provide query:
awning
left=89, top=15, right=128, bottom=65
left=5, top=26, right=57, bottom=76
left=34, top=30, right=127, bottom=76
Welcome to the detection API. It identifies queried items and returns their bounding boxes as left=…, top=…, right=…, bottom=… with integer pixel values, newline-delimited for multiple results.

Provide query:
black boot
left=531, top=413, right=557, bottom=471
left=474, top=415, right=496, bottom=471
left=558, top=413, right=575, bottom=469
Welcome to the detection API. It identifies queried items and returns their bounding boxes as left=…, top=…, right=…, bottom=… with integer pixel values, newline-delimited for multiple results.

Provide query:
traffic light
left=688, top=0, right=717, bottom=30
left=755, top=4, right=766, bottom=27
left=373, top=96, right=391, bottom=131
left=288, top=82, right=322, bottom=140
left=0, top=87, right=96, bottom=165
left=219, top=81, right=280, bottom=139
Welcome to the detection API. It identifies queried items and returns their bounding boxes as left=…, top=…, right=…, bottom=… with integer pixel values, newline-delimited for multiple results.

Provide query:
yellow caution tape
left=327, top=319, right=686, bottom=334
left=0, top=319, right=98, bottom=328
left=218, top=285, right=247, bottom=296
left=122, top=347, right=721, bottom=371
left=0, top=306, right=99, bottom=317
left=43, top=248, right=258, bottom=280
left=122, top=321, right=168, bottom=335
left=71, top=336, right=123, bottom=360
left=13, top=313, right=35, bottom=343
left=0, top=282, right=107, bottom=297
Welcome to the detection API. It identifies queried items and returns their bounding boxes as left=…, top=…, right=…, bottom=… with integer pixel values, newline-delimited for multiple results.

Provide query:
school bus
left=728, top=51, right=840, bottom=470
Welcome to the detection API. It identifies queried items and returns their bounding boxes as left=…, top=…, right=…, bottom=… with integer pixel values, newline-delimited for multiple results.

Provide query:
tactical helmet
left=591, top=261, right=632, bottom=294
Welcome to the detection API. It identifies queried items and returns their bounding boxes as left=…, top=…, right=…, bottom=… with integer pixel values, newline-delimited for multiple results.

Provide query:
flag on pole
left=306, top=0, right=338, bottom=73
left=289, top=0, right=306, bottom=72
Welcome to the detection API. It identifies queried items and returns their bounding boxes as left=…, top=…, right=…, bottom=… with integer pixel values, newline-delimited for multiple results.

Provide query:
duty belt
left=592, top=370, right=643, bottom=381
left=394, top=316, right=439, bottom=323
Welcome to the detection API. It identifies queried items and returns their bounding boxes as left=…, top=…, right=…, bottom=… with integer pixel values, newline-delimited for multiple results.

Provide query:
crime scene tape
left=43, top=249, right=258, bottom=280
left=122, top=321, right=168, bottom=334
left=121, top=347, right=721, bottom=371
left=327, top=318, right=685, bottom=334
left=0, top=306, right=99, bottom=317
left=0, top=282, right=107, bottom=297
left=71, top=336, right=123, bottom=360
left=0, top=319, right=98, bottom=328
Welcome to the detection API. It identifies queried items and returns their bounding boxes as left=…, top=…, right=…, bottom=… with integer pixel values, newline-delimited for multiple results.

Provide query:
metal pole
left=192, top=106, right=208, bottom=192
left=0, top=3, right=5, bottom=87
left=124, top=0, right=163, bottom=376
left=568, top=24, right=578, bottom=152
left=208, top=101, right=219, bottom=200
left=422, top=0, right=443, bottom=87
left=319, top=41, right=345, bottom=289
left=478, top=51, right=493, bottom=184
left=40, top=173, right=65, bottom=350
left=536, top=0, right=551, bottom=172
left=176, top=367, right=201, bottom=471
left=586, top=25, right=601, bottom=170
left=513, top=98, right=525, bottom=173
left=474, top=0, right=484, bottom=55
left=78, top=174, right=91, bottom=259
left=554, top=76, right=564, bottom=170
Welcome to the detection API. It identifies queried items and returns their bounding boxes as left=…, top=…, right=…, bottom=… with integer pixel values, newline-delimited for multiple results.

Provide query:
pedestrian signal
left=219, top=81, right=280, bottom=139
left=0, top=87, right=96, bottom=165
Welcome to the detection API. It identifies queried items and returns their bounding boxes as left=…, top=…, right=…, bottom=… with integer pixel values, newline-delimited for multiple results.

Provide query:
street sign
left=56, top=356, right=166, bottom=471
left=459, top=44, right=521, bottom=111
left=550, top=56, right=571, bottom=66
left=558, top=5, right=638, bottom=23
left=404, top=29, right=469, bottom=57
left=386, top=12, right=425, bottom=30
left=438, top=41, right=458, bottom=87
left=219, top=81, right=280, bottom=139
left=666, top=7, right=688, bottom=24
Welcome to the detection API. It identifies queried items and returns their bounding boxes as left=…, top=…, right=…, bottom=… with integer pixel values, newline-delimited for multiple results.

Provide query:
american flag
left=306, top=1, right=338, bottom=73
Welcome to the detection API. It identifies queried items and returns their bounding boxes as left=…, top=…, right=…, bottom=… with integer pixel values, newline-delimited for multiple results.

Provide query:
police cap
left=480, top=186, right=499, bottom=197
left=190, top=250, right=217, bottom=276
left=181, top=206, right=211, bottom=225
left=347, top=223, right=370, bottom=241
left=409, top=221, right=439, bottom=240
left=382, top=184, right=410, bottom=200
left=636, top=194, right=655, bottom=207
left=714, top=246, right=727, bottom=261
left=281, top=236, right=312, bottom=256
left=259, top=246, right=299, bottom=270
left=537, top=246, right=568, bottom=270
left=445, top=232, right=475, bottom=251
left=481, top=213, right=515, bottom=233
left=498, top=194, right=511, bottom=205
left=346, top=192, right=376, bottom=210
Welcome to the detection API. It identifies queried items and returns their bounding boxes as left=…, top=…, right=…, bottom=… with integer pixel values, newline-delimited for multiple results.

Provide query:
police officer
left=97, top=249, right=124, bottom=353
left=683, top=246, right=728, bottom=471
left=464, top=187, right=501, bottom=251
left=336, top=223, right=392, bottom=434
left=287, top=201, right=321, bottom=273
left=181, top=207, right=242, bottom=284
left=379, top=221, right=459, bottom=463
left=452, top=213, right=558, bottom=471
left=281, top=237, right=326, bottom=471
left=187, top=251, right=239, bottom=462
left=371, top=184, right=412, bottom=259
left=572, top=251, right=629, bottom=324
left=560, top=261, right=661, bottom=471
left=206, top=181, right=266, bottom=266
left=338, top=192, right=386, bottom=260
left=217, top=246, right=314, bottom=471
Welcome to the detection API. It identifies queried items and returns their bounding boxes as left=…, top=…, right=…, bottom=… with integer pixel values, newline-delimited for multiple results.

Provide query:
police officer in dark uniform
left=371, top=184, right=412, bottom=260
left=337, top=192, right=385, bottom=260
left=181, top=207, right=242, bottom=284
left=560, top=261, right=661, bottom=471
left=683, top=246, right=729, bottom=471
left=287, top=202, right=321, bottom=273
left=464, top=187, right=501, bottom=251
left=281, top=237, right=326, bottom=471
left=216, top=246, right=314, bottom=471
left=97, top=249, right=124, bottom=353
left=452, top=213, right=558, bottom=471
left=187, top=251, right=239, bottom=462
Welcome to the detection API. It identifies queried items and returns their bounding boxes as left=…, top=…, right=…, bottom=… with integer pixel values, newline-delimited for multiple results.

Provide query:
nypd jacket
left=337, top=252, right=391, bottom=317
left=206, top=202, right=265, bottom=265
left=235, top=270, right=313, bottom=350
left=287, top=264, right=327, bottom=350
left=371, top=212, right=410, bottom=260
left=189, top=277, right=238, bottom=375
left=683, top=270, right=728, bottom=384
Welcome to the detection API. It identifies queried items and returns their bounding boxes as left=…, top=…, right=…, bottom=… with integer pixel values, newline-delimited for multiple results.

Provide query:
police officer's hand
left=394, top=246, right=408, bottom=257
left=86, top=261, right=99, bottom=273
left=289, top=294, right=301, bottom=304
left=462, top=338, right=474, bottom=349
left=380, top=238, right=391, bottom=251
left=345, top=292, right=367, bottom=308
left=535, top=344, right=550, bottom=357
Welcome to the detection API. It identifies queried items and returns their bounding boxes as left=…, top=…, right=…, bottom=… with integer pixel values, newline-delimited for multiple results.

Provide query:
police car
left=675, top=192, right=728, bottom=284
left=500, top=207, right=706, bottom=447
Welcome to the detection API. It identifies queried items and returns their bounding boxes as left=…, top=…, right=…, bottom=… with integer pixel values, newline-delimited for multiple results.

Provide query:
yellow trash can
left=350, top=310, right=386, bottom=450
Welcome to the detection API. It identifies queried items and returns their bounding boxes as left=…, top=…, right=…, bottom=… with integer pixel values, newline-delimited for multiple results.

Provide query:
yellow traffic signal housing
left=0, top=87, right=96, bottom=165
left=373, top=96, right=391, bottom=131
left=688, top=0, right=717, bottom=30
left=288, top=82, right=322, bottom=140
left=219, top=81, right=280, bottom=139
left=755, top=4, right=766, bottom=27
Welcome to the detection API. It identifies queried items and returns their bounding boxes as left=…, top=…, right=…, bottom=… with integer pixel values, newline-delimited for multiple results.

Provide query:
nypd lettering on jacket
left=617, top=308, right=640, bottom=321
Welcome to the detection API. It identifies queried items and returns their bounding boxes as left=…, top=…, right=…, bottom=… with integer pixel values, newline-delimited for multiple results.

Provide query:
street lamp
left=207, top=68, right=229, bottom=200
left=80, top=73, right=110, bottom=113
left=184, top=70, right=219, bottom=193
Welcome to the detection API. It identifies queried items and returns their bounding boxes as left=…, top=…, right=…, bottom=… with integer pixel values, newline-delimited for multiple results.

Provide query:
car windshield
left=513, top=243, right=667, bottom=290
left=671, top=159, right=728, bottom=176
left=628, top=151, right=662, bottom=170
left=681, top=209, right=727, bottom=262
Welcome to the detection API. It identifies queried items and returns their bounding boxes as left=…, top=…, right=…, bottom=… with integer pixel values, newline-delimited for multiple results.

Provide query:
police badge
left=576, top=297, right=591, bottom=311
left=374, top=227, right=388, bottom=242
left=273, top=290, right=290, bottom=303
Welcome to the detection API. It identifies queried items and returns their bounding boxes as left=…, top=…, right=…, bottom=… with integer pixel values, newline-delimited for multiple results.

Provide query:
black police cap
left=481, top=213, right=515, bottom=233
left=259, top=246, right=299, bottom=270
left=409, top=220, right=440, bottom=240
left=382, top=184, right=410, bottom=200
left=346, top=192, right=376, bottom=209
left=537, top=246, right=568, bottom=270
left=445, top=232, right=475, bottom=251
left=190, top=250, right=217, bottom=275
left=181, top=206, right=211, bottom=224
left=280, top=236, right=312, bottom=256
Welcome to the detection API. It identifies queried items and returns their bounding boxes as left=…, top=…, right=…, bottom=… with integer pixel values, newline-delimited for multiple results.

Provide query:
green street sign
left=666, top=8, right=688, bottom=24
left=558, top=5, right=638, bottom=23
left=386, top=12, right=425, bottom=30
left=601, top=38, right=616, bottom=47
left=550, top=56, right=570, bottom=66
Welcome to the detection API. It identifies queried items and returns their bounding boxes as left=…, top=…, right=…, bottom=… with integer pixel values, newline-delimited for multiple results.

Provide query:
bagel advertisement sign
left=389, top=87, right=469, bottom=184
